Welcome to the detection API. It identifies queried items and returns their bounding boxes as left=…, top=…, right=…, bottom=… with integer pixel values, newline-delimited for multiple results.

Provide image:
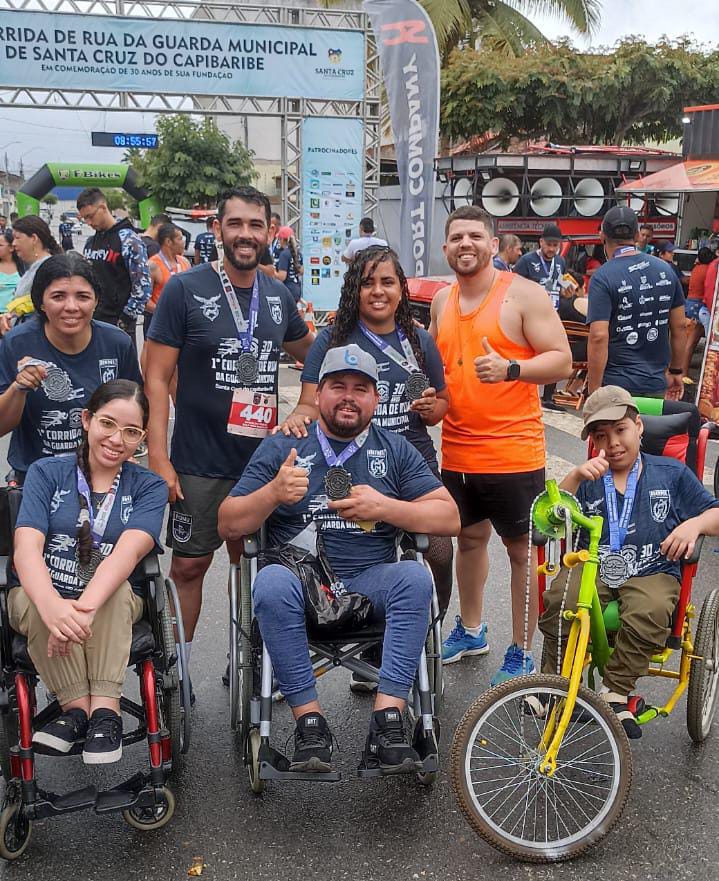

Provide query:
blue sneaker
left=490, top=644, right=536, bottom=686
left=442, top=616, right=489, bottom=664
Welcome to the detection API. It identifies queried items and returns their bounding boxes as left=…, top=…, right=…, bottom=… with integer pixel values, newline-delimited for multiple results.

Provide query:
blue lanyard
left=613, top=246, right=636, bottom=259
left=76, top=467, right=120, bottom=548
left=315, top=424, right=369, bottom=467
left=357, top=322, right=419, bottom=374
left=217, top=262, right=259, bottom=354
left=602, top=458, right=640, bottom=551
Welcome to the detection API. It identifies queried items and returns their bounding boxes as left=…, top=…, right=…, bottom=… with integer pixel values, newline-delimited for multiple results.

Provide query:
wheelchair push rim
left=450, top=674, right=632, bottom=863
left=687, top=588, right=719, bottom=742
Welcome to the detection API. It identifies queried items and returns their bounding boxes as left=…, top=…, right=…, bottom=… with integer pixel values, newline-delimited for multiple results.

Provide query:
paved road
left=2, top=366, right=719, bottom=879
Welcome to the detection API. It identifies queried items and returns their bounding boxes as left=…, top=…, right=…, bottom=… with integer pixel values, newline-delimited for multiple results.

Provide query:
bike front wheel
left=450, top=674, right=633, bottom=863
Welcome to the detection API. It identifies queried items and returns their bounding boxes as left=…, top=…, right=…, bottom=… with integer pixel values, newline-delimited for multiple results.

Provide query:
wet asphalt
left=2, top=366, right=719, bottom=880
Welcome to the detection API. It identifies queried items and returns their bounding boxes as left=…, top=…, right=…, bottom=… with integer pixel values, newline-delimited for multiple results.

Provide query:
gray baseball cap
left=319, top=344, right=378, bottom=384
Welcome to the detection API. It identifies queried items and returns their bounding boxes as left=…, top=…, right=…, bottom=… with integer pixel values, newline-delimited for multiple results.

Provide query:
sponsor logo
left=377, top=380, right=390, bottom=403
left=193, top=293, right=221, bottom=322
left=626, top=331, right=639, bottom=345
left=172, top=512, right=192, bottom=544
left=647, top=327, right=659, bottom=341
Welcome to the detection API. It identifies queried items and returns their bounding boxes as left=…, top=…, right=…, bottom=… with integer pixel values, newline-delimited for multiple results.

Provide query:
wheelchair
left=0, top=485, right=191, bottom=860
left=227, top=530, right=443, bottom=791
left=450, top=398, right=719, bottom=862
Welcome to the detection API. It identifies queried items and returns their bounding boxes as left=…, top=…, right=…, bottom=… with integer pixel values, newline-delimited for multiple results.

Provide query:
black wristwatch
left=506, top=360, right=521, bottom=381
left=668, top=367, right=683, bottom=375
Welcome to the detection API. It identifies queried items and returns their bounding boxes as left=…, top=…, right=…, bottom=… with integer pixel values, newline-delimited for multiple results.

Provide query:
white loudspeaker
left=628, top=194, right=645, bottom=213
left=530, top=178, right=563, bottom=217
left=573, top=178, right=604, bottom=217
left=654, top=194, right=680, bottom=216
left=480, top=177, right=520, bottom=217
left=452, top=177, right=474, bottom=208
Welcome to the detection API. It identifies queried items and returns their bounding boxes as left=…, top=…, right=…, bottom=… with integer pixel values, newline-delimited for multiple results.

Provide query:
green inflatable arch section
left=16, top=163, right=162, bottom=228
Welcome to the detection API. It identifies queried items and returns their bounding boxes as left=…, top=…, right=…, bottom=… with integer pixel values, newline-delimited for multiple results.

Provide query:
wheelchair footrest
left=258, top=743, right=341, bottom=783
left=48, top=785, right=98, bottom=813
left=356, top=752, right=438, bottom=778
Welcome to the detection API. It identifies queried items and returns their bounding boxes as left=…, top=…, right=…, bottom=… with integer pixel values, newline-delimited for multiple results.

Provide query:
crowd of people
left=0, top=183, right=716, bottom=773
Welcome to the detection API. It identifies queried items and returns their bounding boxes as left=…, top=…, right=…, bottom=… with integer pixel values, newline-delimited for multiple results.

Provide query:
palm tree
left=322, top=0, right=601, bottom=57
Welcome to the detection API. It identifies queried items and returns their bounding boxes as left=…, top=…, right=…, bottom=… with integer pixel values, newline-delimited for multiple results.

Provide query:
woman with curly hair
left=279, top=246, right=453, bottom=678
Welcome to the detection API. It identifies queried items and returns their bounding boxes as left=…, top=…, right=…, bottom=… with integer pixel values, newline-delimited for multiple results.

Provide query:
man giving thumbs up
left=429, top=205, right=571, bottom=685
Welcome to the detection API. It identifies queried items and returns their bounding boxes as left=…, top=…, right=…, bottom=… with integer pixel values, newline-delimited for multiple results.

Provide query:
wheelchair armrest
left=132, top=552, right=161, bottom=580
left=684, top=534, right=705, bottom=566
left=243, top=533, right=261, bottom=559
left=404, top=533, right=430, bottom=554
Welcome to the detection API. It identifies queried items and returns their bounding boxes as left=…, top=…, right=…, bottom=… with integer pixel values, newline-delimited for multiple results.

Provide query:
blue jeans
left=253, top=561, right=433, bottom=708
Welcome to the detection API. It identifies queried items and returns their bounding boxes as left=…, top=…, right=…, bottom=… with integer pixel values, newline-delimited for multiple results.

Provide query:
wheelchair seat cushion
left=11, top=619, right=156, bottom=672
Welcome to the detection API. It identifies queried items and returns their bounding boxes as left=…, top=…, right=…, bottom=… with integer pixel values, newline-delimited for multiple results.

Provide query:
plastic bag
left=259, top=542, right=373, bottom=634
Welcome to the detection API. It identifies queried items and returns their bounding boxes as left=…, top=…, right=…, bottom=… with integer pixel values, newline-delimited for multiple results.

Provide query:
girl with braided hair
left=10, top=380, right=167, bottom=763
left=278, top=247, right=454, bottom=685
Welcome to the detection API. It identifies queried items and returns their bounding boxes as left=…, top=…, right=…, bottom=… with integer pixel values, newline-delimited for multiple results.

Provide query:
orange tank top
left=149, top=253, right=190, bottom=305
left=436, top=274, right=545, bottom=474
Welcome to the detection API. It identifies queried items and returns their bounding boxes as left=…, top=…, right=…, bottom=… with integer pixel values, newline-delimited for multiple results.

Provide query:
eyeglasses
left=92, top=414, right=146, bottom=446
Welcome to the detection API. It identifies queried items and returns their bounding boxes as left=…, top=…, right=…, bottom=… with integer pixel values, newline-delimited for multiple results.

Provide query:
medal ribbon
left=602, top=457, right=640, bottom=552
left=216, top=261, right=260, bottom=354
left=76, top=467, right=120, bottom=548
left=159, top=253, right=183, bottom=274
left=315, top=424, right=370, bottom=468
left=357, top=322, right=419, bottom=376
left=537, top=250, right=556, bottom=290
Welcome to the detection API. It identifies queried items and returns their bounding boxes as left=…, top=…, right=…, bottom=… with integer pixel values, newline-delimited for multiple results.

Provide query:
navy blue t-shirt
left=194, top=232, right=216, bottom=264
left=0, top=317, right=142, bottom=473
left=301, top=326, right=445, bottom=471
left=147, top=263, right=309, bottom=479
left=277, top=247, right=304, bottom=303
left=587, top=253, right=685, bottom=394
left=16, top=455, right=167, bottom=599
left=576, top=454, right=718, bottom=583
left=514, top=250, right=566, bottom=306
left=230, top=422, right=441, bottom=581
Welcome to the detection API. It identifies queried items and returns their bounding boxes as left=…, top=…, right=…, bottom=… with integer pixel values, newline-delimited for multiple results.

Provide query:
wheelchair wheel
left=122, top=786, right=175, bottom=831
left=0, top=802, right=31, bottom=860
left=687, top=588, right=719, bottom=742
left=156, top=579, right=183, bottom=762
left=450, top=674, right=632, bottom=863
left=246, top=729, right=265, bottom=794
left=229, top=559, right=253, bottom=743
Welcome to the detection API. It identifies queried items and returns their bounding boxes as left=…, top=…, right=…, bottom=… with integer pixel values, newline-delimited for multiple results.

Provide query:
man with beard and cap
left=218, top=344, right=460, bottom=774
left=429, top=205, right=571, bottom=685
left=145, top=186, right=314, bottom=696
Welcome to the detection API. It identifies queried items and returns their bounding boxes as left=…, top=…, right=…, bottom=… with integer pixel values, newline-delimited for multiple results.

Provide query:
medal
left=325, top=466, right=352, bottom=500
left=599, top=552, right=629, bottom=589
left=77, top=548, right=104, bottom=584
left=237, top=352, right=259, bottom=385
left=404, top=371, right=430, bottom=402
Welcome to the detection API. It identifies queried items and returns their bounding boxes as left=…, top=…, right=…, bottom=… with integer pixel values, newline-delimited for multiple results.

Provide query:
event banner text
left=0, top=10, right=365, bottom=101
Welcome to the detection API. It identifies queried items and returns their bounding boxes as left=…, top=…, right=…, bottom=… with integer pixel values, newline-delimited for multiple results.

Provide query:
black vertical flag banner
left=363, top=0, right=440, bottom=277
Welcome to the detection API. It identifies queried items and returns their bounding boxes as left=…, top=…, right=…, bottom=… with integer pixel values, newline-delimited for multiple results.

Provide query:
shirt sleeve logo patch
left=121, top=495, right=133, bottom=525
left=193, top=294, right=221, bottom=322
left=267, top=296, right=283, bottom=325
left=99, top=358, right=119, bottom=384
left=367, top=449, right=387, bottom=478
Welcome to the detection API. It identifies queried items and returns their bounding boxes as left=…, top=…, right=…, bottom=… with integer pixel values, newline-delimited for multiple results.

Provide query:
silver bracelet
left=14, top=382, right=30, bottom=393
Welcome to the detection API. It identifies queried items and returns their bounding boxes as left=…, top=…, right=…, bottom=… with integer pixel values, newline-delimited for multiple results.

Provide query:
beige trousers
left=539, top=565, right=680, bottom=695
left=8, top=582, right=144, bottom=705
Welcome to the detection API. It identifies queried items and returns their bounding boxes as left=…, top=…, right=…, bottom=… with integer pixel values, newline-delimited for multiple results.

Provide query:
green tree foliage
left=124, top=115, right=256, bottom=209
left=42, top=193, right=58, bottom=205
left=103, top=189, right=131, bottom=212
left=442, top=38, right=719, bottom=145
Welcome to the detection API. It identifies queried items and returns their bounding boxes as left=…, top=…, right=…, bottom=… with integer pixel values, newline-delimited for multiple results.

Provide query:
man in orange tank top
left=429, top=206, right=571, bottom=685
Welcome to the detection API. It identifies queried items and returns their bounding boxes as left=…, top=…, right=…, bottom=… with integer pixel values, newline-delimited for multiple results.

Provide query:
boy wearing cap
left=539, top=386, right=719, bottom=738
left=218, top=344, right=460, bottom=772
left=587, top=206, right=686, bottom=399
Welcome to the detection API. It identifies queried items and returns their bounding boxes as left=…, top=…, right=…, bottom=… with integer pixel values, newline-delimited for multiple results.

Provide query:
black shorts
left=441, top=468, right=546, bottom=538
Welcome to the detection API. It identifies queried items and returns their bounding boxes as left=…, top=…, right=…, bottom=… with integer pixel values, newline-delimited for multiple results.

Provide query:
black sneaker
left=362, top=708, right=422, bottom=774
left=82, top=709, right=123, bottom=764
left=33, top=708, right=88, bottom=753
left=290, top=713, right=333, bottom=772
left=350, top=645, right=382, bottom=694
left=608, top=701, right=642, bottom=739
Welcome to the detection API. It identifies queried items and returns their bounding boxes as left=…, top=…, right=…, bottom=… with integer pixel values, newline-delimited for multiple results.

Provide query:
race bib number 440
left=227, top=389, right=277, bottom=438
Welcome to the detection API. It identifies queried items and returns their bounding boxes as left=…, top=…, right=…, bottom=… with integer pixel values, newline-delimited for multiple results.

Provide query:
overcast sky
left=0, top=0, right=716, bottom=179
